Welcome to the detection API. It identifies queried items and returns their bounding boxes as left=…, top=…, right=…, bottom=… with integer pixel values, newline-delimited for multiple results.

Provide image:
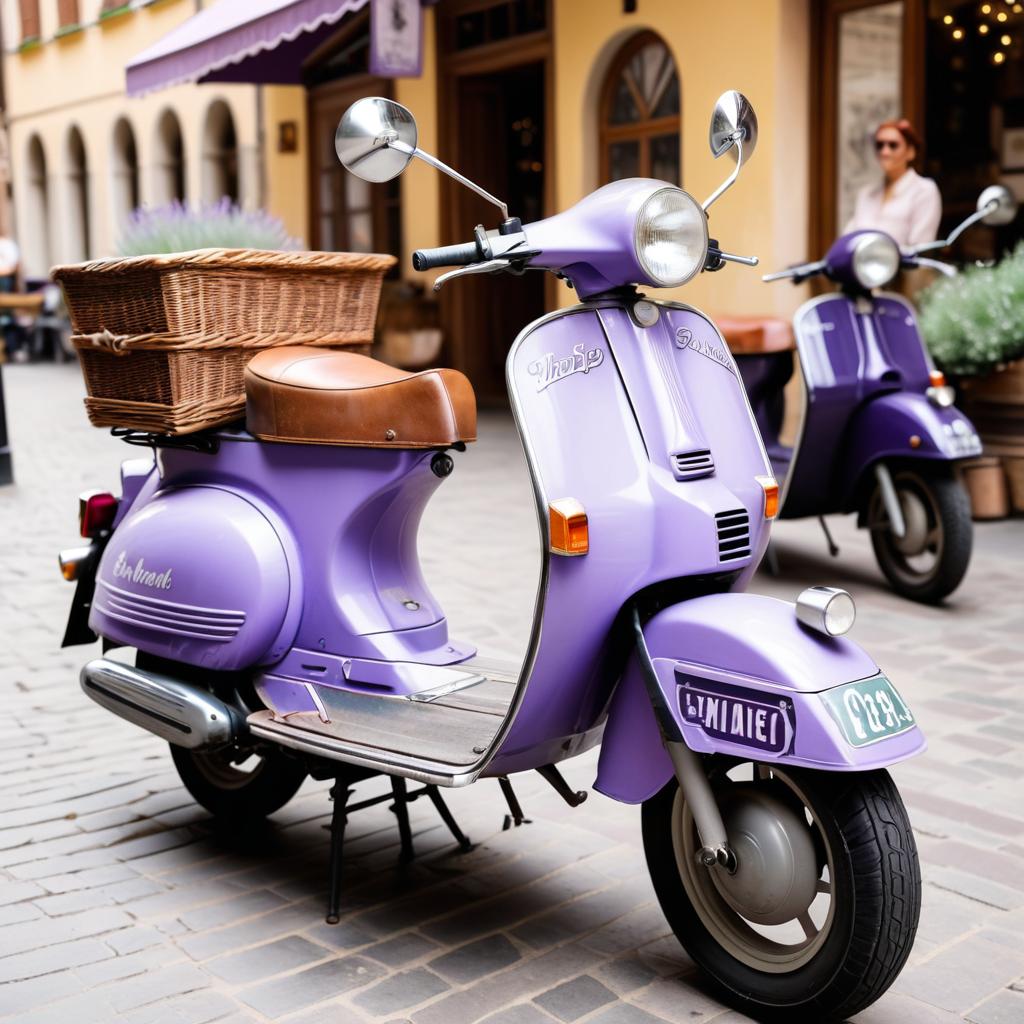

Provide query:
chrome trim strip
left=247, top=711, right=478, bottom=787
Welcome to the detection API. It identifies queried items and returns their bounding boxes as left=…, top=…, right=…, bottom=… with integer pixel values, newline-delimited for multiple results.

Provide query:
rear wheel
left=868, top=467, right=972, bottom=603
left=642, top=761, right=920, bottom=1022
left=170, top=743, right=307, bottom=821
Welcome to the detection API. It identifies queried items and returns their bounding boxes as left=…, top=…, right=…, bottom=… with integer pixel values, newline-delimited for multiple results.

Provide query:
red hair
left=875, top=118, right=922, bottom=153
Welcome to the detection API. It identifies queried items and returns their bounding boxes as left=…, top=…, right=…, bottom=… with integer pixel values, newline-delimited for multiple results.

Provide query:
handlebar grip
left=412, top=240, right=481, bottom=272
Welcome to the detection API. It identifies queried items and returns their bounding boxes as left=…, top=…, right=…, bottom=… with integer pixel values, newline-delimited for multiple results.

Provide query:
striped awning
left=126, top=0, right=369, bottom=96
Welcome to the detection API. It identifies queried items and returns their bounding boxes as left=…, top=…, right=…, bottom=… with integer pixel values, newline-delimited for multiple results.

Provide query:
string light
left=944, top=13, right=954, bottom=22
left=953, top=26, right=965, bottom=38
left=994, top=50, right=1007, bottom=62
left=982, top=2, right=992, bottom=11
left=1002, top=33, right=1012, bottom=43
left=980, top=22, right=991, bottom=32
left=997, top=10, right=1008, bottom=20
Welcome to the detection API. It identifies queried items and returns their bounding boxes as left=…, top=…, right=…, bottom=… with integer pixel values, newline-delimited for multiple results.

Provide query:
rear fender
left=595, top=593, right=926, bottom=804
left=841, top=392, right=981, bottom=510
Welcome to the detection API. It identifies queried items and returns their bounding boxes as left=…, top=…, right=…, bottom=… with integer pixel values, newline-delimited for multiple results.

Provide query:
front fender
left=841, top=392, right=981, bottom=509
left=595, top=593, right=926, bottom=804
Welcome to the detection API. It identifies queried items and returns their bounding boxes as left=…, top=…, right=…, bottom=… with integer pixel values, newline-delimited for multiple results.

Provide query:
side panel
left=595, top=593, right=927, bottom=803
left=488, top=302, right=773, bottom=775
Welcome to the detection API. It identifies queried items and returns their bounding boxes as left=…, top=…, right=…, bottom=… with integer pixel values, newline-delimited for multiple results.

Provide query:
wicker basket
left=53, top=248, right=396, bottom=435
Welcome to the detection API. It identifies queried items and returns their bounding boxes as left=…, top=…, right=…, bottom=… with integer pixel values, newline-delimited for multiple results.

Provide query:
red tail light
left=79, top=491, right=118, bottom=538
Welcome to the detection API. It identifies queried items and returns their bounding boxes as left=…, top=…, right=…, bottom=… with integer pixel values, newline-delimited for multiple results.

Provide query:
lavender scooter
left=749, top=186, right=1018, bottom=603
left=62, top=93, right=924, bottom=1021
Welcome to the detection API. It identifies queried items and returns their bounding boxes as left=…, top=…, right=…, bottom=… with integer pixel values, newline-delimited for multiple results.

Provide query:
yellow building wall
left=384, top=1, right=810, bottom=316
left=262, top=86, right=309, bottom=245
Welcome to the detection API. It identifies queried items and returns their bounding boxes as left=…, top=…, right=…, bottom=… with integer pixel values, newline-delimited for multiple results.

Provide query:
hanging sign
left=370, top=0, right=423, bottom=78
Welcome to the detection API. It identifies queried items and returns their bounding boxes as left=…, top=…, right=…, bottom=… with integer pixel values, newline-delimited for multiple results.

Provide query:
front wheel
left=642, top=762, right=920, bottom=1022
left=867, top=467, right=972, bottom=603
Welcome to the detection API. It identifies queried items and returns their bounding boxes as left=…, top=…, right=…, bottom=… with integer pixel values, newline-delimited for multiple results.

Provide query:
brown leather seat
left=245, top=347, right=477, bottom=448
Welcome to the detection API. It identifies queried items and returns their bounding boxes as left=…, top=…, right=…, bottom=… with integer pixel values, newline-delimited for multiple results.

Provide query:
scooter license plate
left=821, top=675, right=915, bottom=748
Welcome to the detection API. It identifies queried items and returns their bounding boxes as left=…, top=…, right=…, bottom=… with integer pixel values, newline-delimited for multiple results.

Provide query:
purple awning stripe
left=126, top=0, right=370, bottom=97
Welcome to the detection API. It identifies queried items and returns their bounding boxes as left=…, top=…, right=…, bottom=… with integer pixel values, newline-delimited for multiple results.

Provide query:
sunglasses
left=875, top=138, right=903, bottom=151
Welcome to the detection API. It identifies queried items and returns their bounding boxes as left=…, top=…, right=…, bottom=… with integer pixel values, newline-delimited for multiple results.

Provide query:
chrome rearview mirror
left=703, top=91, right=758, bottom=212
left=336, top=97, right=418, bottom=183
left=336, top=96, right=509, bottom=220
left=978, top=184, right=1018, bottom=226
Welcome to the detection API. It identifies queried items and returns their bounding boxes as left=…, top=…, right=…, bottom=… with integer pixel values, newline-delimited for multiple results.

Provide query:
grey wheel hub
left=709, top=785, right=818, bottom=926
left=894, top=489, right=930, bottom=555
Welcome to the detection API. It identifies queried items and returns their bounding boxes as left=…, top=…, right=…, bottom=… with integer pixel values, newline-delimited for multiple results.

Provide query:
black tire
left=868, top=467, right=972, bottom=603
left=170, top=743, right=307, bottom=821
left=642, top=765, right=920, bottom=1023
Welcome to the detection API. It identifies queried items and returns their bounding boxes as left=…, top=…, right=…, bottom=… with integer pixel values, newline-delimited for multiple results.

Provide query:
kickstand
left=764, top=541, right=780, bottom=576
left=426, top=785, right=473, bottom=851
left=325, top=780, right=351, bottom=925
left=390, top=776, right=415, bottom=864
left=818, top=516, right=840, bottom=557
left=499, top=776, right=531, bottom=830
left=537, top=764, right=588, bottom=807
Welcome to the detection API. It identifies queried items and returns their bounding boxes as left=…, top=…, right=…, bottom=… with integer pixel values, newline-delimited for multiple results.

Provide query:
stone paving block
left=586, top=1004, right=671, bottom=1024
left=177, top=887, right=290, bottom=932
left=75, top=945, right=180, bottom=986
left=534, top=974, right=618, bottom=1021
left=896, top=937, right=1024, bottom=1013
left=927, top=866, right=1024, bottom=911
left=352, top=965, right=451, bottom=1015
left=595, top=954, right=661, bottom=995
left=965, top=988, right=1024, bottom=1024
left=105, top=961, right=215, bottom=1014
left=0, top=934, right=114, bottom=983
left=0, top=905, right=132, bottom=958
left=205, top=934, right=332, bottom=984
left=238, top=955, right=385, bottom=1018
left=119, top=988, right=241, bottom=1024
left=365, top=930, right=443, bottom=966
left=481, top=1005, right=557, bottom=1024
left=429, top=933, right=522, bottom=983
left=175, top=902, right=319, bottom=960
left=0, top=969, right=85, bottom=1017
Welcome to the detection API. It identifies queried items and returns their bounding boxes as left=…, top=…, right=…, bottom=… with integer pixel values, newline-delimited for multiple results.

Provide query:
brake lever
left=907, top=255, right=958, bottom=278
left=433, top=258, right=511, bottom=291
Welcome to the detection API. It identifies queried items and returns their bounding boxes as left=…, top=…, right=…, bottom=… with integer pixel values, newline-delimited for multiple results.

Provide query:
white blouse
left=844, top=168, right=942, bottom=249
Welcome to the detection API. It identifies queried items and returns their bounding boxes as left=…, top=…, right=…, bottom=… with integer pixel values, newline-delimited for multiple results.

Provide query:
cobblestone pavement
left=2, top=361, right=1024, bottom=1024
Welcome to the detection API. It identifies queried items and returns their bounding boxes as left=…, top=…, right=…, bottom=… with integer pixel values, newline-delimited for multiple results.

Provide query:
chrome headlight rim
left=795, top=586, right=856, bottom=637
left=851, top=231, right=900, bottom=291
left=633, top=186, right=709, bottom=289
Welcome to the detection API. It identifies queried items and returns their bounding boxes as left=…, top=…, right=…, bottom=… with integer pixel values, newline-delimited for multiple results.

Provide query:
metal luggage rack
left=110, top=425, right=245, bottom=455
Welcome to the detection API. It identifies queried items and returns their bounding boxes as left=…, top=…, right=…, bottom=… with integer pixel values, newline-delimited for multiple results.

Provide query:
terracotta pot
left=961, top=457, right=1010, bottom=520
left=1002, top=455, right=1024, bottom=514
left=961, top=360, right=1024, bottom=448
left=379, top=328, right=443, bottom=370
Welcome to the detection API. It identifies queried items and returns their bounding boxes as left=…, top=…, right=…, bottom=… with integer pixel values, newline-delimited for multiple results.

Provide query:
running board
left=247, top=711, right=482, bottom=788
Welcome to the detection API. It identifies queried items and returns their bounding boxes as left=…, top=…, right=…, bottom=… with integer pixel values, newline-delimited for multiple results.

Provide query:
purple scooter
left=750, top=185, right=1017, bottom=603
left=61, top=93, right=924, bottom=1021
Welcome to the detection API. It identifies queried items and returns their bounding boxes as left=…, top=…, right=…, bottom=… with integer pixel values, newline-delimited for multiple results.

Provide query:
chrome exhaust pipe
left=80, top=658, right=245, bottom=750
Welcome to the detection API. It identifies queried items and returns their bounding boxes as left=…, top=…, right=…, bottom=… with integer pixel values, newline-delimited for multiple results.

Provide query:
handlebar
left=412, top=239, right=483, bottom=272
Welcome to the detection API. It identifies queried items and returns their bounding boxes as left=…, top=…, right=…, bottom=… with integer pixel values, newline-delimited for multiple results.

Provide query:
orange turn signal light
left=756, top=475, right=780, bottom=519
left=929, top=370, right=946, bottom=389
left=549, top=498, right=589, bottom=556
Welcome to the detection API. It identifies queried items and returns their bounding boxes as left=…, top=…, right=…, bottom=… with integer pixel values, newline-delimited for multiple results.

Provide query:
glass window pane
left=319, top=171, right=335, bottom=212
left=650, top=134, right=680, bottom=185
left=320, top=216, right=334, bottom=250
left=345, top=173, right=371, bottom=211
left=608, top=140, right=640, bottom=181
left=651, top=70, right=680, bottom=119
left=610, top=78, right=641, bottom=124
left=836, top=2, right=903, bottom=227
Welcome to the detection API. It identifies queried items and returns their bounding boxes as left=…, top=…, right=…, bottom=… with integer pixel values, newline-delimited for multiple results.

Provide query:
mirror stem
left=392, top=141, right=509, bottom=221
left=912, top=202, right=995, bottom=255
left=702, top=141, right=743, bottom=213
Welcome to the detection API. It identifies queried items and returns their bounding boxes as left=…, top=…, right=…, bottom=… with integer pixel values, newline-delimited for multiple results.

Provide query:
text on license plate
left=820, top=675, right=915, bottom=748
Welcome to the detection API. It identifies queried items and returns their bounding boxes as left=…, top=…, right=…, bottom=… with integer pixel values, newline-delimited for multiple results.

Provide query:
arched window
left=201, top=100, right=239, bottom=204
left=153, top=109, right=185, bottom=205
left=110, top=117, right=139, bottom=231
left=599, top=32, right=681, bottom=185
left=25, top=134, right=51, bottom=277
left=65, top=125, right=91, bottom=262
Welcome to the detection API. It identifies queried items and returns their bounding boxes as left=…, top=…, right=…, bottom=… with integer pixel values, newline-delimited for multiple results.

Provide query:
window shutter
left=19, top=0, right=41, bottom=41
left=58, top=0, right=80, bottom=29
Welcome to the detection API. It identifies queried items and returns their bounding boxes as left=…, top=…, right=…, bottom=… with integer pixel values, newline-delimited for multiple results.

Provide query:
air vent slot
left=716, top=508, right=751, bottom=562
left=671, top=449, right=715, bottom=481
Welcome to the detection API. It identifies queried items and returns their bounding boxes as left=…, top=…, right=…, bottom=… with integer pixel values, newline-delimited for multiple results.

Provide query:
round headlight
left=634, top=187, right=708, bottom=288
left=852, top=232, right=900, bottom=290
left=796, top=586, right=856, bottom=637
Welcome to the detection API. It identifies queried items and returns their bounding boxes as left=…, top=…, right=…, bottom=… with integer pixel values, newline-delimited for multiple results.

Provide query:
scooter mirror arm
left=762, top=259, right=826, bottom=283
left=908, top=201, right=997, bottom=256
left=707, top=244, right=759, bottom=269
left=391, top=140, right=509, bottom=221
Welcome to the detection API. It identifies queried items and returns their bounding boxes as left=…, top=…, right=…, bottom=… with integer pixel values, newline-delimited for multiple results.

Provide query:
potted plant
left=919, top=242, right=1024, bottom=513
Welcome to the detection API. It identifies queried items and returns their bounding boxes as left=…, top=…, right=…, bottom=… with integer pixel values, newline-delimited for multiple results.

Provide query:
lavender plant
left=918, top=242, right=1024, bottom=377
left=117, top=199, right=301, bottom=257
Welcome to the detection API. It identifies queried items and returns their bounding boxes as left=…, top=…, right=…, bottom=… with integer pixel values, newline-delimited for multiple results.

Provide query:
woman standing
left=846, top=118, right=942, bottom=249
